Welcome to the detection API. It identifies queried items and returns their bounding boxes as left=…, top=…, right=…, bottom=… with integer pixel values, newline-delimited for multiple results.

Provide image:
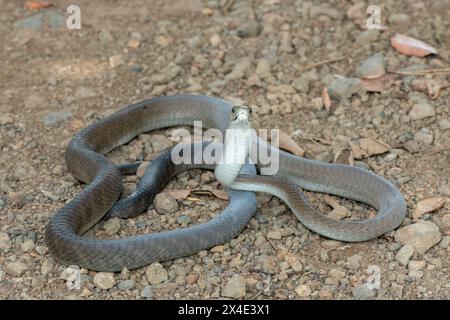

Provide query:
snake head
left=230, top=105, right=252, bottom=122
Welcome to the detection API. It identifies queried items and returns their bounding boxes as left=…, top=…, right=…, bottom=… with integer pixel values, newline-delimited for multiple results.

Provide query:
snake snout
left=230, top=105, right=252, bottom=121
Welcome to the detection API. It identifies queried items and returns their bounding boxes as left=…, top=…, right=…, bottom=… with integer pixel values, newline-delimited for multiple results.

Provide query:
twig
left=24, top=203, right=59, bottom=209
left=301, top=57, right=346, bottom=71
left=392, top=67, right=450, bottom=76
left=263, top=232, right=278, bottom=251
left=221, top=0, right=235, bottom=14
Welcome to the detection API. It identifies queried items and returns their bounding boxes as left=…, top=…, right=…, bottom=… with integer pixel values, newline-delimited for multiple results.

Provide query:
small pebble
left=146, top=263, right=168, bottom=285
left=153, top=193, right=178, bottom=214
left=93, top=272, right=116, bottom=290
left=222, top=275, right=246, bottom=299
left=103, top=218, right=121, bottom=235
left=109, top=55, right=124, bottom=68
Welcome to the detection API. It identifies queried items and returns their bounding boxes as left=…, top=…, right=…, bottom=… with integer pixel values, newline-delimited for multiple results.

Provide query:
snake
left=45, top=95, right=407, bottom=272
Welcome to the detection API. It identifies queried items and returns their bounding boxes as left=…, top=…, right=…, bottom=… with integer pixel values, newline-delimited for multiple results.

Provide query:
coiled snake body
left=45, top=95, right=406, bottom=271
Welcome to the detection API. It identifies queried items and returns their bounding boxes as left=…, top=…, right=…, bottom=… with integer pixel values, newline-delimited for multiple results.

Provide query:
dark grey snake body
left=45, top=95, right=407, bottom=271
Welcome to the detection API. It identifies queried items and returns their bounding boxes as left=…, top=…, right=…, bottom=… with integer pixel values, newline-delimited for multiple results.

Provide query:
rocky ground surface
left=0, top=0, right=449, bottom=300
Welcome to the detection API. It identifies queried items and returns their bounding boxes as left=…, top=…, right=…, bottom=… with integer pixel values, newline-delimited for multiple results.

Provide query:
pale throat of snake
left=214, top=105, right=254, bottom=188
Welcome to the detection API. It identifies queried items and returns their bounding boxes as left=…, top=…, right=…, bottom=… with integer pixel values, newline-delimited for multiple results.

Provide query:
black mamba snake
left=45, top=95, right=407, bottom=271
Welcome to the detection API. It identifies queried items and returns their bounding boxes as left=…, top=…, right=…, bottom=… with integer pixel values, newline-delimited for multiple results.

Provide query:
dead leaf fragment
left=212, top=189, right=229, bottom=200
left=412, top=197, right=447, bottom=220
left=324, top=196, right=350, bottom=220
left=268, top=130, right=305, bottom=157
left=348, top=140, right=368, bottom=160
left=411, top=78, right=450, bottom=100
left=25, top=1, right=53, bottom=9
left=334, top=148, right=354, bottom=165
left=391, top=34, right=438, bottom=57
left=361, top=73, right=400, bottom=92
left=359, top=138, right=390, bottom=156
left=322, top=87, right=331, bottom=111
left=167, top=190, right=190, bottom=200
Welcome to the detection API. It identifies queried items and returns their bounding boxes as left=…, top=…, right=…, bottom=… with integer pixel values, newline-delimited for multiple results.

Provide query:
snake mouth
left=230, top=105, right=252, bottom=121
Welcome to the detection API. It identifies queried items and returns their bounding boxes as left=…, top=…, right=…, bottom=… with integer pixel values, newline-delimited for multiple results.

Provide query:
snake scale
left=45, top=95, right=407, bottom=271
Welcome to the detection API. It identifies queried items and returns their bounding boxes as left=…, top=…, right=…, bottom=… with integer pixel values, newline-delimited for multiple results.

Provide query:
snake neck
left=214, top=114, right=253, bottom=187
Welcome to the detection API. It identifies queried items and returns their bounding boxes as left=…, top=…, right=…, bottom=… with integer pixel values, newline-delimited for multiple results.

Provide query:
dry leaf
left=25, top=1, right=53, bottom=9
left=359, top=137, right=390, bottom=156
left=269, top=130, right=305, bottom=157
left=361, top=74, right=400, bottom=92
left=412, top=197, right=447, bottom=220
left=167, top=190, right=190, bottom=200
left=212, top=189, right=229, bottom=200
left=334, top=148, right=354, bottom=165
left=391, top=34, right=438, bottom=57
left=411, top=78, right=449, bottom=100
left=324, top=195, right=350, bottom=220
left=348, top=140, right=368, bottom=160
left=322, top=87, right=331, bottom=111
left=324, top=195, right=340, bottom=208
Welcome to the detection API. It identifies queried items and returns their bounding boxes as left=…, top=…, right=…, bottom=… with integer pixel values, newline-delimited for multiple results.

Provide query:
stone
left=321, top=240, right=341, bottom=249
left=295, top=284, right=311, bottom=298
left=177, top=215, right=192, bottom=225
left=0, top=114, right=13, bottom=125
left=256, top=58, right=271, bottom=78
left=438, top=236, right=450, bottom=248
left=127, top=38, right=140, bottom=48
left=41, top=258, right=54, bottom=276
left=117, top=279, right=135, bottom=291
left=103, top=217, right=121, bottom=235
left=6, top=261, right=27, bottom=276
left=141, top=285, right=153, bottom=298
left=355, top=30, right=380, bottom=44
left=388, top=13, right=411, bottom=25
left=413, top=128, right=433, bottom=145
left=44, top=111, right=73, bottom=126
left=237, top=22, right=261, bottom=38
left=394, top=221, right=441, bottom=254
left=344, top=254, right=362, bottom=270
left=109, top=55, right=125, bottom=68
left=409, top=101, right=435, bottom=120
left=438, top=119, right=450, bottom=130
left=0, top=232, right=11, bottom=251
left=153, top=193, right=178, bottom=214
left=93, top=272, right=116, bottom=290
left=328, top=78, right=362, bottom=100
left=21, top=239, right=35, bottom=253
left=14, top=11, right=65, bottom=29
left=150, top=64, right=181, bottom=85
left=75, top=87, right=96, bottom=98
left=255, top=255, right=279, bottom=274
left=267, top=230, right=282, bottom=240
left=395, top=244, right=414, bottom=266
left=355, top=53, right=385, bottom=79
left=310, top=6, right=344, bottom=20
left=146, top=263, right=168, bottom=285
left=209, top=34, right=221, bottom=47
left=222, top=275, right=246, bottom=299
left=155, top=35, right=171, bottom=47
left=225, top=58, right=252, bottom=81
left=352, top=284, right=375, bottom=300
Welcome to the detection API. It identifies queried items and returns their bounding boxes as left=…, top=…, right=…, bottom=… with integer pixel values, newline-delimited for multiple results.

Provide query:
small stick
left=263, top=232, right=278, bottom=251
left=301, top=57, right=346, bottom=71
left=392, top=67, right=450, bottom=76
left=24, top=203, right=60, bottom=209
left=221, top=0, right=235, bottom=14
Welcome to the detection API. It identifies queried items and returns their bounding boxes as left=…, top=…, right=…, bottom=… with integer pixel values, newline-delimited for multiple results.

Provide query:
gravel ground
left=0, top=0, right=449, bottom=300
